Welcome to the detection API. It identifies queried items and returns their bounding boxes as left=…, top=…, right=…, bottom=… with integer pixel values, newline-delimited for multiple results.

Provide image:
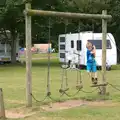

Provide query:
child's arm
left=87, top=50, right=90, bottom=59
left=91, top=45, right=96, bottom=57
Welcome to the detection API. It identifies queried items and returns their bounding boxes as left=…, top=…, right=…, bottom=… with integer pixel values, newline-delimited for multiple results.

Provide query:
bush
left=111, top=64, right=120, bottom=70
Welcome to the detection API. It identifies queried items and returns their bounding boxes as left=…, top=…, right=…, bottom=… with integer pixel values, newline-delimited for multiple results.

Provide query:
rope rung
left=47, top=92, right=51, bottom=96
left=59, top=88, right=69, bottom=93
left=76, top=84, right=83, bottom=90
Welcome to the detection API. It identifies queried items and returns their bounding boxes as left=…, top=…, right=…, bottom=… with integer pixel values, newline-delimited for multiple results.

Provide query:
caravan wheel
left=106, top=66, right=111, bottom=71
left=97, top=66, right=111, bottom=71
left=97, top=66, right=101, bottom=70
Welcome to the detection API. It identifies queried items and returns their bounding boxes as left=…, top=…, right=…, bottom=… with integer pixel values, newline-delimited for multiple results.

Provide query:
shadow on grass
left=32, top=59, right=60, bottom=67
left=0, top=59, right=60, bottom=68
left=80, top=94, right=111, bottom=101
left=111, top=64, right=120, bottom=70
left=1, top=60, right=120, bottom=70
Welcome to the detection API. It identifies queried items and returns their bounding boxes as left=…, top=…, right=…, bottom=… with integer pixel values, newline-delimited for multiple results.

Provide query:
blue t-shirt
left=86, top=49, right=95, bottom=63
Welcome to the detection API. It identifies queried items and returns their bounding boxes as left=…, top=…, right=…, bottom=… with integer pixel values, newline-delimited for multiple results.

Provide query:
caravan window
left=71, top=40, right=74, bottom=48
left=60, top=37, right=65, bottom=42
left=88, top=40, right=112, bottom=49
left=77, top=40, right=82, bottom=50
left=60, top=53, right=65, bottom=58
left=60, top=45, right=65, bottom=50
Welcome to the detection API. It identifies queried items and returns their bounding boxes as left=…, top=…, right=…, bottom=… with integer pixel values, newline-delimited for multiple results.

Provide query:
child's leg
left=91, top=72, right=97, bottom=84
left=87, top=63, right=92, bottom=78
left=92, top=64, right=98, bottom=84
left=94, top=72, right=97, bottom=78
left=91, top=72, right=97, bottom=78
left=88, top=71, right=91, bottom=78
left=87, top=63, right=96, bottom=84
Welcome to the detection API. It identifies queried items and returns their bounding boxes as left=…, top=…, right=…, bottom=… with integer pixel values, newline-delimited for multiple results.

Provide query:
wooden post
left=25, top=1, right=32, bottom=107
left=101, top=10, right=107, bottom=95
left=0, top=88, right=5, bottom=119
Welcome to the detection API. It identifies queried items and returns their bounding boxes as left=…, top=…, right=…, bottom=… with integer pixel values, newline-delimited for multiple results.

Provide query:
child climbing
left=86, top=41, right=98, bottom=84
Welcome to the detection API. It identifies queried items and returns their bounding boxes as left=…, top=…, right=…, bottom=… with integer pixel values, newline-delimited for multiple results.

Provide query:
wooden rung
left=91, top=83, right=108, bottom=87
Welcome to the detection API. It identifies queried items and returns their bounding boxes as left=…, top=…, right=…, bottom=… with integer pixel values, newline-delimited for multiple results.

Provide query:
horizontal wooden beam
left=25, top=9, right=112, bottom=20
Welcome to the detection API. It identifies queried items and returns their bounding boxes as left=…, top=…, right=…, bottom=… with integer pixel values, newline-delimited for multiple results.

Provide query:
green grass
left=20, top=53, right=58, bottom=59
left=32, top=53, right=58, bottom=58
left=1, top=54, right=120, bottom=120
left=25, top=106, right=120, bottom=120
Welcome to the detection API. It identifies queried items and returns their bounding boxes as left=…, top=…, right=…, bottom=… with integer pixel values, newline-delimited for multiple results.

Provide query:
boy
left=86, top=41, right=98, bottom=84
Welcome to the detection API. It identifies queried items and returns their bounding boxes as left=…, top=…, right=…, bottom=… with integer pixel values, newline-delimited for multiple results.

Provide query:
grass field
left=1, top=53, right=120, bottom=120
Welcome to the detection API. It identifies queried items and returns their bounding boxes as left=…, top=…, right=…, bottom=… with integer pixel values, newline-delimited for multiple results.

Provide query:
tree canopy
left=0, top=0, right=120, bottom=62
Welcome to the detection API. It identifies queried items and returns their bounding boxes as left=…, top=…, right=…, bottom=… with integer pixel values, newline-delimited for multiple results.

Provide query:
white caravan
left=0, top=41, right=20, bottom=63
left=0, top=30, right=20, bottom=63
left=58, top=32, right=117, bottom=68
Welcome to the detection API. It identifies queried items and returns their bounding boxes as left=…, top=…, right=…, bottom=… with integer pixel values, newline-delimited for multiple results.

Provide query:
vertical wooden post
left=0, top=88, right=5, bottom=119
left=102, top=10, right=107, bottom=95
left=25, top=1, right=32, bottom=107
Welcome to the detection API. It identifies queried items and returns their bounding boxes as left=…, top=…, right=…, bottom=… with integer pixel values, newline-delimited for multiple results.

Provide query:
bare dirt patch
left=5, top=99, right=25, bottom=104
left=5, top=107, right=36, bottom=119
left=41, top=100, right=120, bottom=111
left=5, top=99, right=120, bottom=119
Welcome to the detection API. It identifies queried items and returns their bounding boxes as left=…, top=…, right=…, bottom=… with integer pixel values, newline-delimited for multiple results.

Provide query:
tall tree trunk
left=11, top=31, right=16, bottom=64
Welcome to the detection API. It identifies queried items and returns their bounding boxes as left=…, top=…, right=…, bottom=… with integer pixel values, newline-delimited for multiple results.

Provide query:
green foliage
left=1, top=57, right=120, bottom=120
left=0, top=0, right=120, bottom=61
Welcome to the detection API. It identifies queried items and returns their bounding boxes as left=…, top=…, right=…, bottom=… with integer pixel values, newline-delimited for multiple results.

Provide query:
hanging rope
left=47, top=17, right=51, bottom=96
left=81, top=87, right=99, bottom=94
left=60, top=21, right=87, bottom=97
left=96, top=33, right=120, bottom=91
left=61, top=87, right=99, bottom=97
left=30, top=19, right=105, bottom=104
left=108, top=83, right=120, bottom=91
left=29, top=18, right=51, bottom=103
left=61, top=19, right=70, bottom=69
left=76, top=21, right=83, bottom=90
left=31, top=93, right=48, bottom=103
left=30, top=18, right=53, bottom=103
left=87, top=19, right=95, bottom=81
left=59, top=19, right=69, bottom=94
left=62, top=89, right=81, bottom=97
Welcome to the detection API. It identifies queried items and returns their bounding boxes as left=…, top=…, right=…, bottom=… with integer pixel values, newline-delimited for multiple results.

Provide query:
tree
left=1, top=0, right=120, bottom=63
left=0, top=0, right=24, bottom=63
left=108, top=0, right=120, bottom=62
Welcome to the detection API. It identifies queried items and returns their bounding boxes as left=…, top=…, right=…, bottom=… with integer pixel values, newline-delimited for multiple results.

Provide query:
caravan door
left=67, top=34, right=82, bottom=65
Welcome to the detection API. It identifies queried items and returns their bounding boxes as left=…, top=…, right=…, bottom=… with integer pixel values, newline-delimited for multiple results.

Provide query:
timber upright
left=24, top=0, right=32, bottom=107
left=102, top=10, right=107, bottom=95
